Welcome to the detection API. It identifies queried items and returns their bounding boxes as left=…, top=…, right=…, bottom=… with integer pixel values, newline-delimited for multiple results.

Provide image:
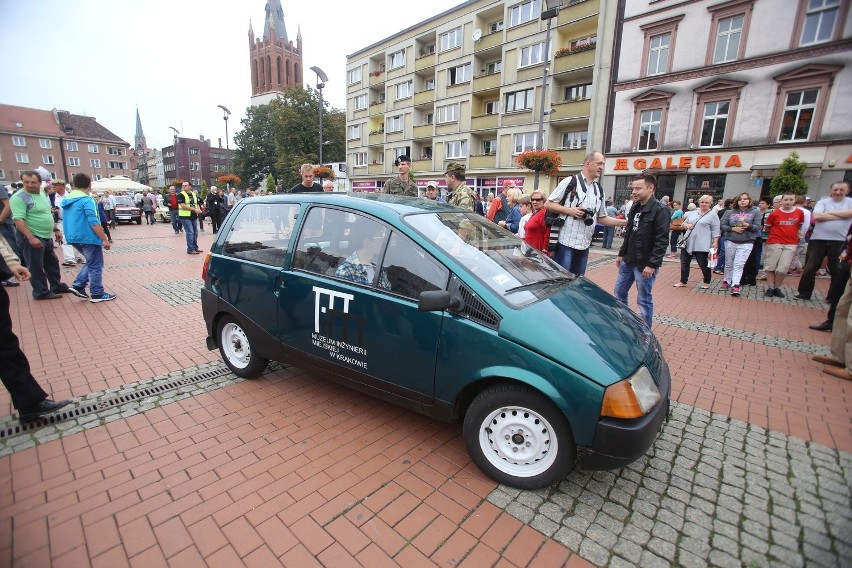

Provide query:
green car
left=201, top=193, right=669, bottom=489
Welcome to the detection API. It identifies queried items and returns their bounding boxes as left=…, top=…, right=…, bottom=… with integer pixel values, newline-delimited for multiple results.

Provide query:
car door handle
left=274, top=275, right=286, bottom=297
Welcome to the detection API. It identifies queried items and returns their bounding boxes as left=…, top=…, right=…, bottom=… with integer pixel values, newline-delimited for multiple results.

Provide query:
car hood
left=498, top=277, right=651, bottom=387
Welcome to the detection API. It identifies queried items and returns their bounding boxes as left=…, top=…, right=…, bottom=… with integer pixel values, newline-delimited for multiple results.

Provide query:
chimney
left=218, top=138, right=222, bottom=147
left=199, top=134, right=205, bottom=142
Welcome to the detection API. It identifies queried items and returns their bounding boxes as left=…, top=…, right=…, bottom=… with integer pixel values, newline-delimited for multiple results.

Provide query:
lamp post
left=310, top=66, right=329, bottom=165
left=217, top=105, right=231, bottom=177
left=168, top=126, right=180, bottom=185
left=534, top=0, right=562, bottom=191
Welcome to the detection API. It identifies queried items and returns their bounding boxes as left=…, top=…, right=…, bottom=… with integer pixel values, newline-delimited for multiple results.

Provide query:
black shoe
left=793, top=293, right=810, bottom=300
left=19, top=399, right=72, bottom=423
left=809, top=321, right=833, bottom=332
left=764, top=288, right=774, bottom=297
left=69, top=285, right=89, bottom=299
left=35, top=292, right=63, bottom=300
left=53, top=284, right=72, bottom=294
left=773, top=288, right=785, bottom=298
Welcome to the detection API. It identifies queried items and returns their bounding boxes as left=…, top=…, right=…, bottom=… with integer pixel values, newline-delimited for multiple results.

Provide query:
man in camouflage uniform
left=382, top=155, right=417, bottom=197
left=445, top=162, right=474, bottom=211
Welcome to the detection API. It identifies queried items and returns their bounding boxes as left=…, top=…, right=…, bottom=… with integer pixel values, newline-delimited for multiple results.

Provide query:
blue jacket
left=505, top=204, right=522, bottom=234
left=61, top=190, right=102, bottom=246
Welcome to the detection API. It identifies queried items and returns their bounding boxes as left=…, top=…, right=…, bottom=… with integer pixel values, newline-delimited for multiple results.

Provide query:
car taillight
left=201, top=252, right=211, bottom=280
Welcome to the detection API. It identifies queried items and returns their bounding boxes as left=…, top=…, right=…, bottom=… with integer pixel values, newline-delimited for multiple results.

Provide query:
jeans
left=680, top=249, right=711, bottom=284
left=169, top=209, right=181, bottom=233
left=716, top=236, right=726, bottom=270
left=723, top=241, right=754, bottom=287
left=181, top=218, right=198, bottom=252
left=799, top=239, right=844, bottom=298
left=669, top=230, right=681, bottom=253
left=602, top=226, right=615, bottom=248
left=614, top=261, right=658, bottom=328
left=16, top=234, right=63, bottom=299
left=71, top=243, right=105, bottom=296
left=553, top=244, right=590, bottom=276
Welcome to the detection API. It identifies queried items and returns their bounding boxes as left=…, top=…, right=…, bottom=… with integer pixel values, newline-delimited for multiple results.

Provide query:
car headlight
left=600, top=365, right=661, bottom=419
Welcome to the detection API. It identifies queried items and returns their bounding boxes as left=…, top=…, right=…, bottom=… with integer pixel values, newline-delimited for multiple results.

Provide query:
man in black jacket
left=614, top=174, right=669, bottom=328
left=205, top=186, right=223, bottom=234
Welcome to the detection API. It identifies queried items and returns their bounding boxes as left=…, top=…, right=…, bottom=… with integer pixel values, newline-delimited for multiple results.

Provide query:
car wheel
left=136, top=218, right=142, bottom=225
left=463, top=383, right=575, bottom=489
left=217, top=315, right=268, bottom=378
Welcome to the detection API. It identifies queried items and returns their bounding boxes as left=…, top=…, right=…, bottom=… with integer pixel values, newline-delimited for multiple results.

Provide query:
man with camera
left=544, top=150, right=625, bottom=276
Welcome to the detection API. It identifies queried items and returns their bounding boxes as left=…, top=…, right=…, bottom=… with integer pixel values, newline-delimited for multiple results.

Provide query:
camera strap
left=569, top=175, right=601, bottom=210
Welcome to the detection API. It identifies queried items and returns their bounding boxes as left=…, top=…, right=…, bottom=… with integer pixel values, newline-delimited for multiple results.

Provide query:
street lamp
left=217, top=105, right=231, bottom=176
left=168, top=126, right=181, bottom=185
left=534, top=0, right=563, bottom=191
left=310, top=66, right=329, bottom=165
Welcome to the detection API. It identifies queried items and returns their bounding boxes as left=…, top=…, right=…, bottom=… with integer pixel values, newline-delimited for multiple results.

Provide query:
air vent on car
left=452, top=276, right=501, bottom=329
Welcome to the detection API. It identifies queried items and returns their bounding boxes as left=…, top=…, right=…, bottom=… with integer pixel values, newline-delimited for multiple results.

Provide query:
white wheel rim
left=479, top=406, right=558, bottom=478
left=221, top=322, right=250, bottom=369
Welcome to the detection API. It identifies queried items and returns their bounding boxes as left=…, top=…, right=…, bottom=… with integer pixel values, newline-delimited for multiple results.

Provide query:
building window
left=448, top=64, right=471, bottom=86
left=395, top=81, right=412, bottom=99
left=514, top=132, right=537, bottom=153
left=445, top=140, right=467, bottom=159
left=485, top=61, right=502, bottom=74
left=640, top=16, right=682, bottom=77
left=42, top=155, right=55, bottom=165
left=631, top=89, right=673, bottom=151
left=387, top=115, right=403, bottom=133
left=706, top=1, right=754, bottom=65
left=505, top=88, right=534, bottom=112
left=423, top=112, right=433, bottom=125
left=712, top=16, right=743, bottom=63
left=108, top=161, right=127, bottom=169
left=700, top=102, right=729, bottom=147
left=798, top=0, right=843, bottom=46
left=778, top=89, right=818, bottom=142
left=485, top=100, right=499, bottom=115
left=425, top=78, right=435, bottom=90
left=0, top=169, right=4, bottom=179
left=348, top=68, right=362, bottom=84
left=90, top=159, right=101, bottom=168
left=189, top=148, right=200, bottom=155
left=94, top=174, right=103, bottom=181
left=354, top=94, right=367, bottom=110
left=393, top=147, right=411, bottom=161
left=389, top=50, right=405, bottom=70
left=638, top=110, right=661, bottom=150
left=69, top=157, right=80, bottom=167
left=353, top=152, right=368, bottom=166
left=561, top=131, right=588, bottom=149
left=191, top=162, right=201, bottom=171
left=483, top=139, right=497, bottom=154
left=564, top=83, right=592, bottom=101
left=439, top=27, right=462, bottom=52
left=12, top=136, right=25, bottom=147
left=66, top=141, right=78, bottom=151
left=520, top=42, right=546, bottom=67
left=39, top=139, right=52, bottom=149
left=108, top=147, right=123, bottom=155
left=15, top=153, right=29, bottom=163
left=347, top=124, right=362, bottom=140
left=436, top=104, right=458, bottom=124
left=88, top=144, right=99, bottom=153
left=509, top=0, right=541, bottom=27
left=489, top=20, right=504, bottom=33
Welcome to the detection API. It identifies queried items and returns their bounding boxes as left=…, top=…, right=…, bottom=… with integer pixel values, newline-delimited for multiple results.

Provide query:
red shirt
left=765, top=208, right=804, bottom=245
left=523, top=209, right=550, bottom=252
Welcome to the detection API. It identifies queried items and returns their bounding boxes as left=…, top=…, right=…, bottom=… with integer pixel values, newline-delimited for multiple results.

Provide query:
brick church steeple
left=249, top=0, right=303, bottom=106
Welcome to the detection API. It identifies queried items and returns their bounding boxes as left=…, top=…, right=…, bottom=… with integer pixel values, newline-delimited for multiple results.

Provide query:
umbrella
left=91, top=175, right=152, bottom=193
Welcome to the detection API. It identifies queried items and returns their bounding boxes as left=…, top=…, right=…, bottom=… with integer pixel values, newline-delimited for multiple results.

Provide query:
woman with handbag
left=667, top=201, right=684, bottom=258
left=674, top=195, right=720, bottom=289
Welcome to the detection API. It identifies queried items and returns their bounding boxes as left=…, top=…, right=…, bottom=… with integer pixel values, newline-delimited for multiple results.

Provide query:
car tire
left=135, top=218, right=142, bottom=225
left=463, top=383, right=576, bottom=489
left=217, top=315, right=268, bottom=378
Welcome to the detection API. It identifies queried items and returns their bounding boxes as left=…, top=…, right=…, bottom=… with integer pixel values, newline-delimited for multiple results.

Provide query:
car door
left=277, top=206, right=448, bottom=404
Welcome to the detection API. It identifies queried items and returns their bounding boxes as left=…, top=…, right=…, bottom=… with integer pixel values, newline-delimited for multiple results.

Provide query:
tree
left=769, top=152, right=808, bottom=197
left=265, top=173, right=276, bottom=193
left=233, top=86, right=345, bottom=189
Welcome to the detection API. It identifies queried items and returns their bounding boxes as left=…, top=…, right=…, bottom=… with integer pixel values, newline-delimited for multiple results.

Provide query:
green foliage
left=769, top=152, right=808, bottom=197
left=201, top=180, right=208, bottom=199
left=265, top=173, right=276, bottom=193
left=233, top=86, right=345, bottom=188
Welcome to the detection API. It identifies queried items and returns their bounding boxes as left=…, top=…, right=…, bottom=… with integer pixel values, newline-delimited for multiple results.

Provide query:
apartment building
left=345, top=0, right=607, bottom=196
left=0, top=104, right=131, bottom=184
left=603, top=0, right=852, bottom=205
left=162, top=135, right=235, bottom=188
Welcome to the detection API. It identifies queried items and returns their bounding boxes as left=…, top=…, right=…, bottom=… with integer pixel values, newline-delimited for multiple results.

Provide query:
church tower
left=249, top=0, right=303, bottom=106
left=134, top=107, right=147, bottom=152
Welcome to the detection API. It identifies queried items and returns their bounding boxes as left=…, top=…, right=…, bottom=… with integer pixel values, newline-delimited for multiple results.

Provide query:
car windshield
left=405, top=212, right=573, bottom=307
left=114, top=196, right=135, bottom=206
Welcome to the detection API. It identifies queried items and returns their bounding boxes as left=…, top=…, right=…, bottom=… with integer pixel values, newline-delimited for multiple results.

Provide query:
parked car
left=201, top=194, right=670, bottom=489
left=113, top=195, right=142, bottom=224
left=155, top=204, right=171, bottom=223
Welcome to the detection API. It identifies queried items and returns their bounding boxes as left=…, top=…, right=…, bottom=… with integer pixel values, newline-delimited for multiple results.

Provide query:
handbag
left=670, top=217, right=685, bottom=231
left=544, top=175, right=578, bottom=228
left=678, top=210, right=712, bottom=250
left=708, top=247, right=718, bottom=269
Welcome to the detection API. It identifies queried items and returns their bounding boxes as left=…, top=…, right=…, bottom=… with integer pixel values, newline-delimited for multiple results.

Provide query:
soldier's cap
left=444, top=162, right=466, bottom=178
left=51, top=179, right=66, bottom=185
left=394, top=155, right=411, bottom=165
left=425, top=181, right=439, bottom=189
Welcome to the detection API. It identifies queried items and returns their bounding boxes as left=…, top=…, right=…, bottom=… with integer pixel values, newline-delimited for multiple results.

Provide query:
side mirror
left=418, top=290, right=463, bottom=312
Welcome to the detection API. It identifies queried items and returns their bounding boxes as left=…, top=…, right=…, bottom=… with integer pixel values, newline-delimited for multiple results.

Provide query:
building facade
left=249, top=0, right=304, bottom=106
left=162, top=135, right=235, bottom=188
left=604, top=0, right=852, bottom=205
left=0, top=104, right=131, bottom=184
left=345, top=0, right=609, bottom=196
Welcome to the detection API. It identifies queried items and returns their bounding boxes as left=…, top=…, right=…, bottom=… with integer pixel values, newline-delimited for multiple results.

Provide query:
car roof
left=246, top=192, right=458, bottom=221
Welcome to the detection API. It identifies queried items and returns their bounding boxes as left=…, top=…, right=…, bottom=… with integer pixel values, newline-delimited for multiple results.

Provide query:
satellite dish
left=472, top=28, right=482, bottom=41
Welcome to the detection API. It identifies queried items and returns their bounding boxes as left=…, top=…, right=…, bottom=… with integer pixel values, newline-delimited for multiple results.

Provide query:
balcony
left=549, top=98, right=591, bottom=120
left=368, top=103, right=385, bottom=117
left=474, top=32, right=501, bottom=52
left=368, top=163, right=386, bottom=175
left=558, top=0, right=599, bottom=25
left=555, top=148, right=586, bottom=167
left=414, top=89, right=434, bottom=105
left=369, top=71, right=386, bottom=86
left=472, top=72, right=501, bottom=92
left=471, top=114, right=499, bottom=130
left=553, top=48, right=596, bottom=74
left=501, top=110, right=533, bottom=127
left=413, top=124, right=433, bottom=139
left=413, top=158, right=433, bottom=171
left=468, top=154, right=496, bottom=169
left=368, top=132, right=384, bottom=145
left=415, top=53, right=436, bottom=71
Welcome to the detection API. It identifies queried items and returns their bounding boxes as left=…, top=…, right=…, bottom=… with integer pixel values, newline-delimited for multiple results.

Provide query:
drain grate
left=0, top=366, right=233, bottom=440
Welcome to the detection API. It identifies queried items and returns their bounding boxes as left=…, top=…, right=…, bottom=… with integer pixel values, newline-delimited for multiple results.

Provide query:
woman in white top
left=674, top=195, right=720, bottom=289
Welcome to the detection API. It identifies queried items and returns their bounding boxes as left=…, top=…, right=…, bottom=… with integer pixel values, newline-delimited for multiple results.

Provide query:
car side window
left=380, top=231, right=449, bottom=300
left=222, top=203, right=299, bottom=267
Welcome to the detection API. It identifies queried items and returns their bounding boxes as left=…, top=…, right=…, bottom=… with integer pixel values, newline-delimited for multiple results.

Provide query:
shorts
left=764, top=243, right=798, bottom=273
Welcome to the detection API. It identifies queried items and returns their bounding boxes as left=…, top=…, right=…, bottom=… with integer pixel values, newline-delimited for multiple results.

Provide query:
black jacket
left=618, top=198, right=669, bottom=270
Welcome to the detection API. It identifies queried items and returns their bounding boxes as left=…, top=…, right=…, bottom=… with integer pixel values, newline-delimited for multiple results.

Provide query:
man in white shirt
left=795, top=182, right=852, bottom=300
left=544, top=150, right=626, bottom=276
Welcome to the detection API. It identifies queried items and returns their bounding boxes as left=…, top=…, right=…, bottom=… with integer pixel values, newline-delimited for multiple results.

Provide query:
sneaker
left=731, top=285, right=741, bottom=296
left=61, top=261, right=77, bottom=267
left=720, top=281, right=730, bottom=290
left=69, top=285, right=89, bottom=299
left=793, top=293, right=810, bottom=300
left=90, top=292, right=116, bottom=303
left=764, top=288, right=774, bottom=297
left=773, top=288, right=785, bottom=298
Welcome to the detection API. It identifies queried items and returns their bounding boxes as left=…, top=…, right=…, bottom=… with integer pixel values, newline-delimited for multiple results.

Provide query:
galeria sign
left=613, top=154, right=742, bottom=171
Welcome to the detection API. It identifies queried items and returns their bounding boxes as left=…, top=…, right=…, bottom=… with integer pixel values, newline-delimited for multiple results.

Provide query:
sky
left=0, top=0, right=462, bottom=151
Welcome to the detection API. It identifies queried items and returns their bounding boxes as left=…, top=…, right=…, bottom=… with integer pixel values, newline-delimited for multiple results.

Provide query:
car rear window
left=222, top=202, right=300, bottom=267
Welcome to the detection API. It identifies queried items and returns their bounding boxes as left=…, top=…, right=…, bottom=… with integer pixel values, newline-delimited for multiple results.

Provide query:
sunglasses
left=531, top=197, right=544, bottom=202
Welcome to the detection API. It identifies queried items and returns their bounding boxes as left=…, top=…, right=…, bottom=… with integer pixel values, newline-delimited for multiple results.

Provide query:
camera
left=581, top=208, right=595, bottom=226
left=11, top=182, right=23, bottom=189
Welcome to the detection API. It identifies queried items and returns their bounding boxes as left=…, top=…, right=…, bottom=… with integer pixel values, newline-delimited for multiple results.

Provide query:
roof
left=0, top=104, right=63, bottom=137
left=55, top=111, right=128, bottom=145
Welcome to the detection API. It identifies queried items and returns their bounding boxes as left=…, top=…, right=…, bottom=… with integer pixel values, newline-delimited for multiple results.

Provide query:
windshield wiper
left=505, top=276, right=574, bottom=294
